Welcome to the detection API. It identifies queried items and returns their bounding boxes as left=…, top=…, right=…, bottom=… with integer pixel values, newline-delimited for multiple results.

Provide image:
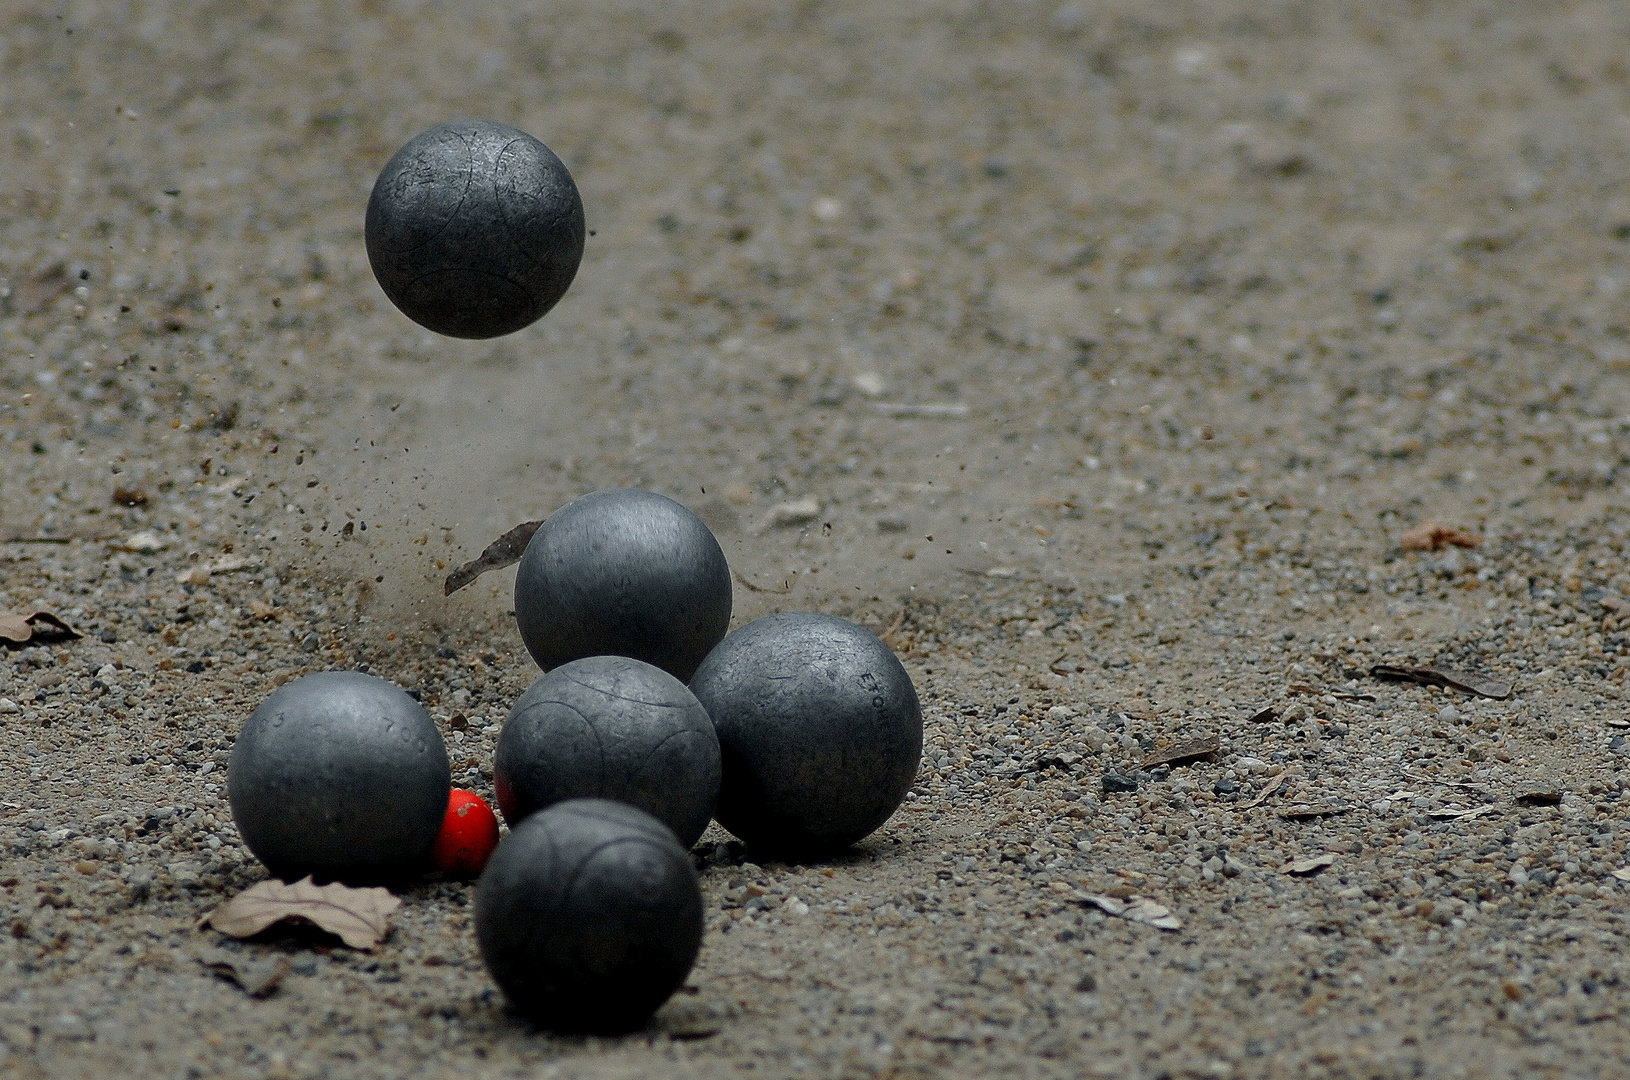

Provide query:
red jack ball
left=432, top=789, right=501, bottom=877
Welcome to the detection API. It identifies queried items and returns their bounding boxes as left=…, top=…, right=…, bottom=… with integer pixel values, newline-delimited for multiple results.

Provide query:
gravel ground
left=7, top=1, right=1630, bottom=1077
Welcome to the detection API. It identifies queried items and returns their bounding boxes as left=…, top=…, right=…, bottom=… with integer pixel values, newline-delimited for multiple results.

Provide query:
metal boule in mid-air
left=365, top=119, right=585, bottom=339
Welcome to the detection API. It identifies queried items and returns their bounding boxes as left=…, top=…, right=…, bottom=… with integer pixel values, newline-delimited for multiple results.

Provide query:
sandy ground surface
left=6, top=1, right=1630, bottom=1077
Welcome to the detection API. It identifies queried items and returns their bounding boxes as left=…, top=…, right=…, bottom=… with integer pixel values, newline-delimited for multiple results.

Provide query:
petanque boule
left=495, top=655, right=720, bottom=847
left=475, top=799, right=704, bottom=1034
left=228, top=671, right=451, bottom=885
left=689, top=612, right=922, bottom=855
left=365, top=119, right=585, bottom=339
left=513, top=488, right=732, bottom=682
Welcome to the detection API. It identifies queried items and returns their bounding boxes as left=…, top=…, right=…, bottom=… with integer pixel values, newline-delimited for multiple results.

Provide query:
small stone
left=1101, top=772, right=1138, bottom=794
left=851, top=372, right=886, bottom=397
left=114, top=531, right=167, bottom=553
left=765, top=497, right=822, bottom=528
left=47, top=1013, right=92, bottom=1041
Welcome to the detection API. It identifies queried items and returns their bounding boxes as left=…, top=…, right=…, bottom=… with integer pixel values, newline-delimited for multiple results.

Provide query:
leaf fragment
left=1279, top=803, right=1351, bottom=821
left=0, top=610, right=81, bottom=645
left=1279, top=853, right=1337, bottom=876
left=1399, top=522, right=1481, bottom=551
left=1076, top=892, right=1183, bottom=931
left=199, top=951, right=291, bottom=997
left=443, top=520, right=541, bottom=596
left=1242, top=771, right=1287, bottom=809
left=1426, top=804, right=1495, bottom=821
left=1141, top=734, right=1220, bottom=769
left=1370, top=664, right=1512, bottom=700
left=201, top=877, right=399, bottom=950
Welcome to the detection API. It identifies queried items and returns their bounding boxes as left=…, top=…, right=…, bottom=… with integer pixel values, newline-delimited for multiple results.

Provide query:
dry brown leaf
left=1279, top=853, right=1337, bottom=876
left=1075, top=892, right=1182, bottom=931
left=201, top=877, right=399, bottom=950
left=1141, top=734, right=1220, bottom=769
left=199, top=951, right=291, bottom=997
left=1370, top=664, right=1512, bottom=700
left=1279, top=803, right=1350, bottom=821
left=1426, top=805, right=1495, bottom=821
left=1399, top=522, right=1481, bottom=552
left=443, top=519, right=541, bottom=596
left=1402, top=771, right=1484, bottom=790
left=0, top=610, right=81, bottom=645
left=1242, top=771, right=1288, bottom=809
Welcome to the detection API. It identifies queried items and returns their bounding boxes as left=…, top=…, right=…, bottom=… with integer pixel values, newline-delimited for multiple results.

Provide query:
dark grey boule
left=513, top=488, right=732, bottom=683
left=689, top=612, right=922, bottom=855
left=494, top=656, right=720, bottom=847
left=365, top=119, right=585, bottom=339
left=475, top=799, right=703, bottom=1034
left=228, top=671, right=451, bottom=885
